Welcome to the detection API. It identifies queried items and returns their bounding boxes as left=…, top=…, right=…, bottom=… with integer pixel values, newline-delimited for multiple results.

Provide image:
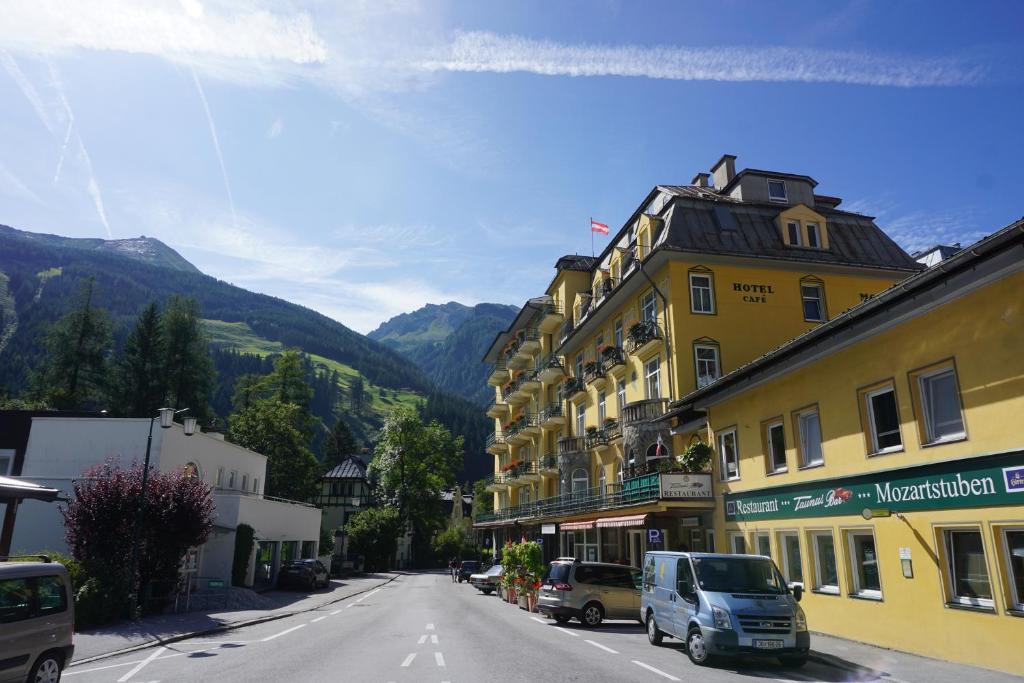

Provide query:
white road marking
left=356, top=588, right=382, bottom=603
left=426, top=622, right=435, bottom=630
left=553, top=627, right=580, bottom=637
left=430, top=634, right=439, bottom=644
left=311, top=616, right=327, bottom=623
left=261, top=624, right=306, bottom=642
left=435, top=652, right=446, bottom=667
left=401, top=653, right=417, bottom=667
left=417, top=635, right=428, bottom=644
left=585, top=639, right=618, bottom=654
left=632, top=660, right=681, bottom=681
left=330, top=609, right=342, bottom=615
left=344, top=603, right=354, bottom=609
left=116, top=646, right=165, bottom=683
left=530, top=616, right=548, bottom=624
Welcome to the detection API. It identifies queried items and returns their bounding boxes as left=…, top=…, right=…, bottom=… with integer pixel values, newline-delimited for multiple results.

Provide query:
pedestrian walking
left=448, top=557, right=457, bottom=582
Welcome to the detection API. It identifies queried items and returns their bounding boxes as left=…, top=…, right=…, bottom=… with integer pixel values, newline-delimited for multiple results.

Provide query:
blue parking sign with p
left=647, top=529, right=662, bottom=545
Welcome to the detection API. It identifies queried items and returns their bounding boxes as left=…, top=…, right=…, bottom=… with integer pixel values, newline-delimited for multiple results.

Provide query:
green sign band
left=724, top=451, right=1024, bottom=522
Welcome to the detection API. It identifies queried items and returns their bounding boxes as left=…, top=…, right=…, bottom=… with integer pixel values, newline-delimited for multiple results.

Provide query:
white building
left=11, top=416, right=321, bottom=589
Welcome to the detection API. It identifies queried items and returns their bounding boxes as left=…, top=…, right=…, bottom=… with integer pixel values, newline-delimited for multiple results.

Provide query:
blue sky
left=1, top=1, right=1022, bottom=332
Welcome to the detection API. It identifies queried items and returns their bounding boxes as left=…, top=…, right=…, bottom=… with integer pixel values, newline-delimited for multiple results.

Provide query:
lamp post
left=127, top=407, right=197, bottom=618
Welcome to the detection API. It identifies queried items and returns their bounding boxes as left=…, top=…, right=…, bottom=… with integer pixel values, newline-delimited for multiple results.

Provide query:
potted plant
left=679, top=440, right=713, bottom=473
left=603, top=417, right=617, bottom=427
left=519, top=541, right=544, bottom=612
left=585, top=425, right=598, bottom=435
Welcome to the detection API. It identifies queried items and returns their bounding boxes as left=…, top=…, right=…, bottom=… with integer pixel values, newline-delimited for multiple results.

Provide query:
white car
left=469, top=564, right=502, bottom=595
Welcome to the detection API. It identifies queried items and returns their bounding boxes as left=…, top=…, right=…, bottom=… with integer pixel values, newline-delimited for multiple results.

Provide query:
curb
left=69, top=573, right=401, bottom=667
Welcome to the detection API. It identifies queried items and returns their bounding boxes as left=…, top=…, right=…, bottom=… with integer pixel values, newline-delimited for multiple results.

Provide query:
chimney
left=710, top=154, right=737, bottom=191
left=691, top=172, right=711, bottom=188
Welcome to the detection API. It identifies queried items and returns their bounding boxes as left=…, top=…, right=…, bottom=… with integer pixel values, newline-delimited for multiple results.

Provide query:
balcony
left=621, top=398, right=669, bottom=424
left=507, top=460, right=541, bottom=483
left=540, top=453, right=558, bottom=473
left=485, top=432, right=508, bottom=455
left=593, top=276, right=620, bottom=304
left=486, top=398, right=510, bottom=419
left=504, top=413, right=540, bottom=445
left=563, top=376, right=587, bottom=403
left=537, top=301, right=564, bottom=334
left=557, top=436, right=588, bottom=455
left=539, top=404, right=565, bottom=429
left=600, top=346, right=627, bottom=376
left=559, top=318, right=575, bottom=345
left=626, top=319, right=663, bottom=359
left=583, top=360, right=605, bottom=389
left=602, top=419, right=622, bottom=442
left=537, top=353, right=566, bottom=383
left=586, top=429, right=609, bottom=452
left=513, top=328, right=541, bottom=364
left=484, top=473, right=509, bottom=492
left=487, top=359, right=509, bottom=386
left=507, top=370, right=541, bottom=405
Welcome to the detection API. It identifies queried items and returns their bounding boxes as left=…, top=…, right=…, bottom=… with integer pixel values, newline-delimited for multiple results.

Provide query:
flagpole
left=590, top=216, right=594, bottom=257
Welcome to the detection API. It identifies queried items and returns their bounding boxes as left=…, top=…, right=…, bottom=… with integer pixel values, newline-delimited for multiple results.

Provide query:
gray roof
left=322, top=456, right=367, bottom=480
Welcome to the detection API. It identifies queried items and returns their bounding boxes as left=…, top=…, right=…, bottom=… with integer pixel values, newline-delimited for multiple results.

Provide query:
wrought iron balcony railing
left=626, top=319, right=662, bottom=354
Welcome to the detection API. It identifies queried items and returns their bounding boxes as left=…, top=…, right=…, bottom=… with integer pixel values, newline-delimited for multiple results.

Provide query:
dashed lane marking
left=330, top=609, right=342, bottom=615
left=261, top=624, right=306, bottom=642
left=417, top=635, right=428, bottom=645
left=553, top=627, right=580, bottom=637
left=401, top=653, right=416, bottom=667
left=632, top=660, right=681, bottom=681
left=116, top=646, right=165, bottom=683
left=430, top=634, right=439, bottom=644
left=435, top=652, right=446, bottom=667
left=585, top=639, right=618, bottom=654
left=311, top=616, right=328, bottom=623
left=529, top=617, right=547, bottom=625
left=426, top=623, right=435, bottom=630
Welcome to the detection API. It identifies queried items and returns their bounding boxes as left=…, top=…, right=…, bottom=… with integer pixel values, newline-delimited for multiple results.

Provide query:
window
left=787, top=222, right=802, bottom=246
left=795, top=408, right=824, bottom=467
left=768, top=179, right=788, bottom=202
left=780, top=533, right=804, bottom=584
left=520, top=487, right=532, bottom=505
left=575, top=403, right=586, bottom=436
left=216, top=467, right=224, bottom=488
left=689, top=272, right=715, bottom=314
left=0, top=578, right=32, bottom=624
left=253, top=478, right=260, bottom=494
left=801, top=284, right=826, bottom=322
left=806, top=223, right=820, bottom=248
left=918, top=367, right=966, bottom=443
left=765, top=421, right=787, bottom=474
left=36, top=575, right=68, bottom=616
left=1002, top=528, right=1024, bottom=612
left=597, top=391, right=606, bottom=423
left=616, top=379, right=626, bottom=413
left=0, top=449, right=14, bottom=476
left=694, top=344, right=720, bottom=388
left=615, top=458, right=624, bottom=484
left=730, top=532, right=747, bottom=554
left=571, top=468, right=589, bottom=495
left=228, top=471, right=237, bottom=489
left=865, top=385, right=903, bottom=454
left=811, top=532, right=839, bottom=593
left=598, top=467, right=607, bottom=493
left=614, top=319, right=623, bottom=349
left=640, top=290, right=657, bottom=322
left=754, top=532, right=771, bottom=558
left=241, top=474, right=248, bottom=492
left=575, top=353, right=584, bottom=379
left=718, top=429, right=739, bottom=481
left=644, top=356, right=661, bottom=399
left=943, top=529, right=993, bottom=607
left=847, top=531, right=882, bottom=598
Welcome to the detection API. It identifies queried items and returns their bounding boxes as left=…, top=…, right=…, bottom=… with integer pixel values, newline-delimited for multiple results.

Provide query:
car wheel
left=686, top=626, right=714, bottom=666
left=779, top=655, right=808, bottom=668
left=646, top=613, right=664, bottom=645
left=482, top=588, right=493, bottom=595
left=580, top=602, right=604, bottom=628
left=553, top=614, right=572, bottom=624
left=29, top=652, right=63, bottom=683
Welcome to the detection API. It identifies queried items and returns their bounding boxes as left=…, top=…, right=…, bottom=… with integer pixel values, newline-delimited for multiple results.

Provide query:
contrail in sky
left=191, top=67, right=238, bottom=230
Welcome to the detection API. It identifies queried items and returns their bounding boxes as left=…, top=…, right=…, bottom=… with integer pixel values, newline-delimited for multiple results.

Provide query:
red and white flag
left=590, top=219, right=609, bottom=235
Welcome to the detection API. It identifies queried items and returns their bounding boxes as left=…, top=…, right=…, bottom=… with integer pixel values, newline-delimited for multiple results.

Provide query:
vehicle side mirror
left=792, top=584, right=803, bottom=602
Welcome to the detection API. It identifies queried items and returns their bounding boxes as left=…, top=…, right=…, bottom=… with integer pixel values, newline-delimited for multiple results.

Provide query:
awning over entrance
left=560, top=520, right=595, bottom=531
left=596, top=514, right=647, bottom=528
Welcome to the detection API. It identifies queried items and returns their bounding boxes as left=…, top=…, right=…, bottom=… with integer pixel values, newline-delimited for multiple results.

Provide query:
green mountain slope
left=369, top=301, right=518, bottom=406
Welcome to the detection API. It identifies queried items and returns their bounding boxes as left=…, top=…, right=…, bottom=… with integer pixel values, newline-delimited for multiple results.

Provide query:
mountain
left=0, top=224, right=491, bottom=482
left=369, top=301, right=518, bottom=406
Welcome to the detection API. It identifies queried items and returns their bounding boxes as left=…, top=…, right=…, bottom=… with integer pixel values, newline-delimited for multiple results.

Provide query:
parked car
left=457, top=560, right=480, bottom=583
left=469, top=564, right=502, bottom=594
left=641, top=551, right=809, bottom=667
left=537, top=557, right=641, bottom=627
left=278, top=559, right=330, bottom=590
left=0, top=558, right=75, bottom=683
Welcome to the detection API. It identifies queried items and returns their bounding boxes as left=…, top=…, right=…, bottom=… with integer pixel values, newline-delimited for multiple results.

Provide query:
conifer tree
left=162, top=296, right=215, bottom=423
left=323, top=417, right=360, bottom=472
left=112, top=302, right=166, bottom=417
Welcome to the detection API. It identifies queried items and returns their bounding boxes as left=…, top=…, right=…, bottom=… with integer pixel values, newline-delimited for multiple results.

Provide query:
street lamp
left=127, top=407, right=196, bottom=618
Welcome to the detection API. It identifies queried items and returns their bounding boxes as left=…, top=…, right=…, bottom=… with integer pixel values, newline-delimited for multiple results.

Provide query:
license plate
left=753, top=639, right=784, bottom=650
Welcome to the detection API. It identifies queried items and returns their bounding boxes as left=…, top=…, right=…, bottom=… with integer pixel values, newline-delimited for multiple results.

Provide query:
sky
left=0, top=0, right=1022, bottom=333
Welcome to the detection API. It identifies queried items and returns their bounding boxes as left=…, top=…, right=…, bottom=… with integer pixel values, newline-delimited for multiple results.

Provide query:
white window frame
left=811, top=531, right=840, bottom=594
left=919, top=368, right=966, bottom=444
left=689, top=272, right=715, bottom=314
left=598, top=467, right=607, bottom=493
left=640, top=290, right=657, bottom=322
left=846, top=530, right=883, bottom=599
left=575, top=353, right=584, bottom=379
left=644, top=356, right=661, bottom=400
left=253, top=477, right=260, bottom=494
left=766, top=421, right=787, bottom=474
left=571, top=468, right=589, bottom=494
left=576, top=402, right=586, bottom=436
left=801, top=283, right=825, bottom=322
left=806, top=222, right=820, bottom=248
left=768, top=178, right=788, bottom=203
left=1001, top=527, right=1024, bottom=612
left=779, top=532, right=804, bottom=586
left=520, top=487, right=532, bottom=505
left=729, top=532, right=747, bottom=555
left=943, top=528, right=994, bottom=608
left=754, top=532, right=771, bottom=558
left=614, top=319, right=623, bottom=349
left=797, top=409, right=824, bottom=467
left=694, top=344, right=720, bottom=388
left=787, top=221, right=802, bottom=246
left=866, top=386, right=903, bottom=454
left=0, top=449, right=14, bottom=476
left=597, top=391, right=607, bottom=423
left=228, top=470, right=237, bottom=489
left=718, top=429, right=740, bottom=481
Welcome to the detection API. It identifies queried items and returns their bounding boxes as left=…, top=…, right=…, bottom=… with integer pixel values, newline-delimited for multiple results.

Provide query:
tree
left=111, top=302, right=166, bottom=417
left=369, top=407, right=463, bottom=567
left=349, top=375, right=365, bottom=413
left=345, top=507, right=403, bottom=571
left=263, top=350, right=313, bottom=408
left=38, top=278, right=112, bottom=410
left=231, top=373, right=263, bottom=412
left=323, top=417, right=360, bottom=472
left=431, top=527, right=471, bottom=563
left=472, top=479, right=493, bottom=519
left=162, top=296, right=215, bottom=424
left=62, top=461, right=213, bottom=623
left=228, top=398, right=320, bottom=501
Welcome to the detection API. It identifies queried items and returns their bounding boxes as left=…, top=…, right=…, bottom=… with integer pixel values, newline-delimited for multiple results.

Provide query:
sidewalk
left=71, top=572, right=400, bottom=665
left=808, top=631, right=1021, bottom=683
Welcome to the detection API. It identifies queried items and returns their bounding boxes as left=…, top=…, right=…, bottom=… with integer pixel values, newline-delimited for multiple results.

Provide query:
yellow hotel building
left=665, top=220, right=1024, bottom=673
left=476, top=154, right=920, bottom=567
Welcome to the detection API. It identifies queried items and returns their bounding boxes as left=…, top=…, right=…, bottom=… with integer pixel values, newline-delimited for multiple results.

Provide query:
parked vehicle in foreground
left=0, top=558, right=75, bottom=683
left=469, top=564, right=502, bottom=594
left=279, top=559, right=330, bottom=590
left=537, top=557, right=641, bottom=627
left=457, top=560, right=480, bottom=583
left=641, top=551, right=809, bottom=668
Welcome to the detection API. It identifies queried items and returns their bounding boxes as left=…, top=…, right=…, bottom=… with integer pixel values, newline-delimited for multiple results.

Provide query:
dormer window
left=787, top=222, right=802, bottom=246
left=768, top=179, right=788, bottom=203
left=807, top=223, right=820, bottom=248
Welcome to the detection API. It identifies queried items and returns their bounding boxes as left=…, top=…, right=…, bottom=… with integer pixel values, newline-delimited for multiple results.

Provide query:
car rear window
left=0, top=578, right=32, bottom=624
left=545, top=563, right=572, bottom=583
left=36, top=576, right=67, bottom=616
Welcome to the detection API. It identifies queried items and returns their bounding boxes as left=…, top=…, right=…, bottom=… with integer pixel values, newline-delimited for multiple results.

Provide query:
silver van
left=640, top=551, right=809, bottom=667
left=538, top=557, right=641, bottom=627
left=0, top=561, right=75, bottom=683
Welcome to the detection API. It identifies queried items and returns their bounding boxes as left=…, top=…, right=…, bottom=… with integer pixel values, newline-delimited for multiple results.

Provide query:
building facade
left=476, top=154, right=920, bottom=565
left=666, top=220, right=1024, bottom=673
left=316, top=455, right=370, bottom=573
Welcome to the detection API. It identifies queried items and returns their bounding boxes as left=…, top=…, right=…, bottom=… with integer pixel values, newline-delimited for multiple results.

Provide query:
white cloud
left=266, top=117, right=284, bottom=139
left=845, top=197, right=988, bottom=254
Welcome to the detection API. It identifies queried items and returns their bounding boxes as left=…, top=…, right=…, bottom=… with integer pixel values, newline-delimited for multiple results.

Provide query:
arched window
left=183, top=462, right=200, bottom=478
left=571, top=468, right=589, bottom=495
left=646, top=441, right=670, bottom=462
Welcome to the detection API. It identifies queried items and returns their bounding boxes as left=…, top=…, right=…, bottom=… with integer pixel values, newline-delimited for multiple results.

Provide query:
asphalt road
left=64, top=571, right=883, bottom=683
